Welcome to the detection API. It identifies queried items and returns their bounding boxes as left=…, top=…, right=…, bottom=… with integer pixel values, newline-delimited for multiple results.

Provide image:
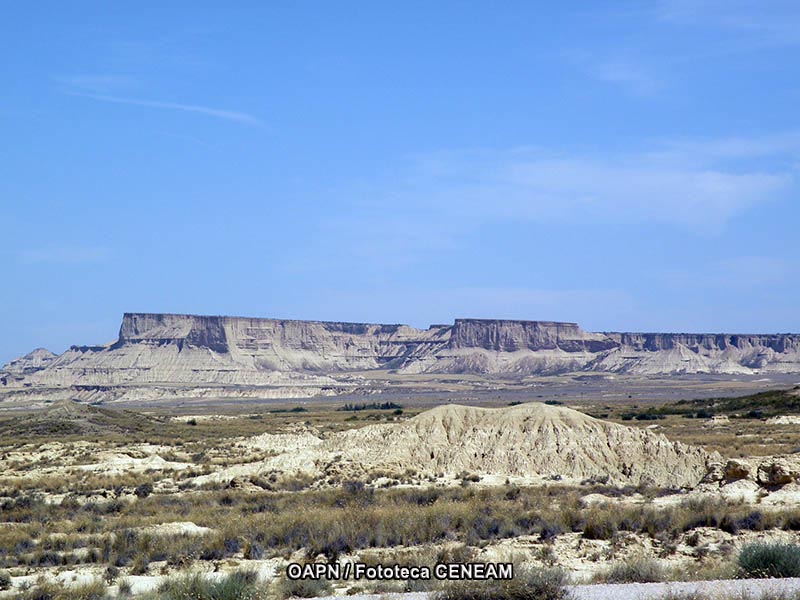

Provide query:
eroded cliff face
left=3, top=313, right=800, bottom=404
left=612, top=333, right=800, bottom=354
left=116, top=312, right=450, bottom=369
left=449, top=319, right=618, bottom=353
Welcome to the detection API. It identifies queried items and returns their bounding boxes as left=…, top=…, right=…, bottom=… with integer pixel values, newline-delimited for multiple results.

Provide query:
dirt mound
left=0, top=400, right=163, bottom=437
left=268, top=402, right=717, bottom=488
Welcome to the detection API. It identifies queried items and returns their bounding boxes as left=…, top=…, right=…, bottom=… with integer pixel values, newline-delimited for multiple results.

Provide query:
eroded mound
left=0, top=400, right=164, bottom=437
left=267, top=402, right=717, bottom=488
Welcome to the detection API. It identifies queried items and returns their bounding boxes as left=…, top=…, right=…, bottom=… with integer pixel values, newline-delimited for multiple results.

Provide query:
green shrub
left=434, top=566, right=569, bottom=600
left=154, top=569, right=268, bottom=600
left=117, top=578, right=132, bottom=597
left=214, top=570, right=264, bottom=600
left=582, top=509, right=618, bottom=540
left=68, top=579, right=110, bottom=600
left=156, top=573, right=210, bottom=599
left=0, top=570, right=10, bottom=591
left=17, top=580, right=61, bottom=600
left=738, top=543, right=800, bottom=578
left=17, top=578, right=109, bottom=600
left=134, top=482, right=154, bottom=498
left=599, top=557, right=665, bottom=583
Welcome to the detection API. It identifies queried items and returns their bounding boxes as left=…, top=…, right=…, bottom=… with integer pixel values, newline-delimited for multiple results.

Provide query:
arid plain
left=2, top=314, right=800, bottom=599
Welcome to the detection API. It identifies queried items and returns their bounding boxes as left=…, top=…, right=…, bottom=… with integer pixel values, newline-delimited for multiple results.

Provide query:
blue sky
left=2, top=1, right=800, bottom=362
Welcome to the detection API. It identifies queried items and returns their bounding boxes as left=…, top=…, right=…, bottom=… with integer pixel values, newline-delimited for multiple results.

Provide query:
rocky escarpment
left=614, top=333, right=800, bottom=354
left=412, top=321, right=800, bottom=375
left=0, top=314, right=451, bottom=405
left=3, top=313, right=800, bottom=404
left=448, top=319, right=618, bottom=353
left=595, top=332, right=800, bottom=375
left=115, top=312, right=450, bottom=370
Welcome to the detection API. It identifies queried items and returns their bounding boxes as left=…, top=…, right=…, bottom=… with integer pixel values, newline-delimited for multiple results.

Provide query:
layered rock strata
left=3, top=313, right=800, bottom=404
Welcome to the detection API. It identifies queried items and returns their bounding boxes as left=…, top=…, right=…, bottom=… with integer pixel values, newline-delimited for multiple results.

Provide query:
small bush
left=274, top=572, right=333, bottom=599
left=582, top=510, right=617, bottom=540
left=738, top=543, right=800, bottom=578
left=600, top=557, right=665, bottom=583
left=156, top=569, right=267, bottom=600
left=134, top=482, right=153, bottom=498
left=0, top=570, right=10, bottom=591
left=104, top=565, right=119, bottom=584
left=17, top=580, right=61, bottom=600
left=435, top=566, right=569, bottom=600
left=67, top=579, right=110, bottom=600
left=213, top=570, right=263, bottom=600
left=18, top=578, right=109, bottom=600
left=130, top=553, right=149, bottom=575
left=117, top=578, right=132, bottom=597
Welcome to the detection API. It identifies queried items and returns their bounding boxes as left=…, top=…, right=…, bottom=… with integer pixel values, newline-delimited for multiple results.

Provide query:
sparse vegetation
left=273, top=571, right=333, bottom=599
left=435, top=566, right=569, bottom=600
left=616, top=387, right=800, bottom=422
left=143, top=569, right=268, bottom=600
left=17, top=578, right=109, bottom=600
left=4, top=480, right=800, bottom=577
left=738, top=542, right=800, bottom=578
left=597, top=556, right=666, bottom=583
left=337, top=402, right=403, bottom=411
left=6, top=387, right=800, bottom=592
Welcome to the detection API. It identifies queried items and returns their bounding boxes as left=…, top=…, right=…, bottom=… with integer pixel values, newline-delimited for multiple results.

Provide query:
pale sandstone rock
left=259, top=402, right=718, bottom=488
left=757, top=457, right=800, bottom=486
left=725, top=459, right=754, bottom=481
left=4, top=313, right=800, bottom=404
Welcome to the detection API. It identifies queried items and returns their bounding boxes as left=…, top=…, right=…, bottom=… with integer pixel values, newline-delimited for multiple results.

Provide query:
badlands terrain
left=3, top=312, right=800, bottom=407
left=3, top=314, right=800, bottom=598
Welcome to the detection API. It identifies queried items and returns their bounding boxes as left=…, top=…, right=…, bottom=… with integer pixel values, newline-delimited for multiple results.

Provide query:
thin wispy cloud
left=346, top=135, right=796, bottom=234
left=646, top=133, right=800, bottom=165
left=56, top=75, right=138, bottom=94
left=589, top=59, right=663, bottom=96
left=65, top=91, right=263, bottom=127
left=661, top=256, right=800, bottom=289
left=19, top=246, right=111, bottom=265
left=656, top=0, right=800, bottom=48
left=563, top=50, right=663, bottom=97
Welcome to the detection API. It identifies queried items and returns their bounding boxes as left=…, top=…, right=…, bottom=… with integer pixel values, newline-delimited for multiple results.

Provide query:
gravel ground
left=319, top=578, right=800, bottom=600
left=569, top=578, right=800, bottom=600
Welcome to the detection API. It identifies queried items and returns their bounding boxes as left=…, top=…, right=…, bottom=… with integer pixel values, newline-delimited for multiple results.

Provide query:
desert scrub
left=738, top=542, right=800, bottom=578
left=7, top=482, right=800, bottom=573
left=117, top=577, right=133, bottom=597
left=595, top=556, right=665, bottom=583
left=17, top=578, right=109, bottom=600
left=0, top=569, right=10, bottom=590
left=582, top=506, right=620, bottom=540
left=147, top=569, right=269, bottom=600
left=434, top=565, right=569, bottom=600
left=274, top=570, right=333, bottom=599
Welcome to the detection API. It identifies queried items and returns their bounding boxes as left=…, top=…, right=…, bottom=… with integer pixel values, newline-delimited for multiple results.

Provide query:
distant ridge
left=2, top=312, right=800, bottom=405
